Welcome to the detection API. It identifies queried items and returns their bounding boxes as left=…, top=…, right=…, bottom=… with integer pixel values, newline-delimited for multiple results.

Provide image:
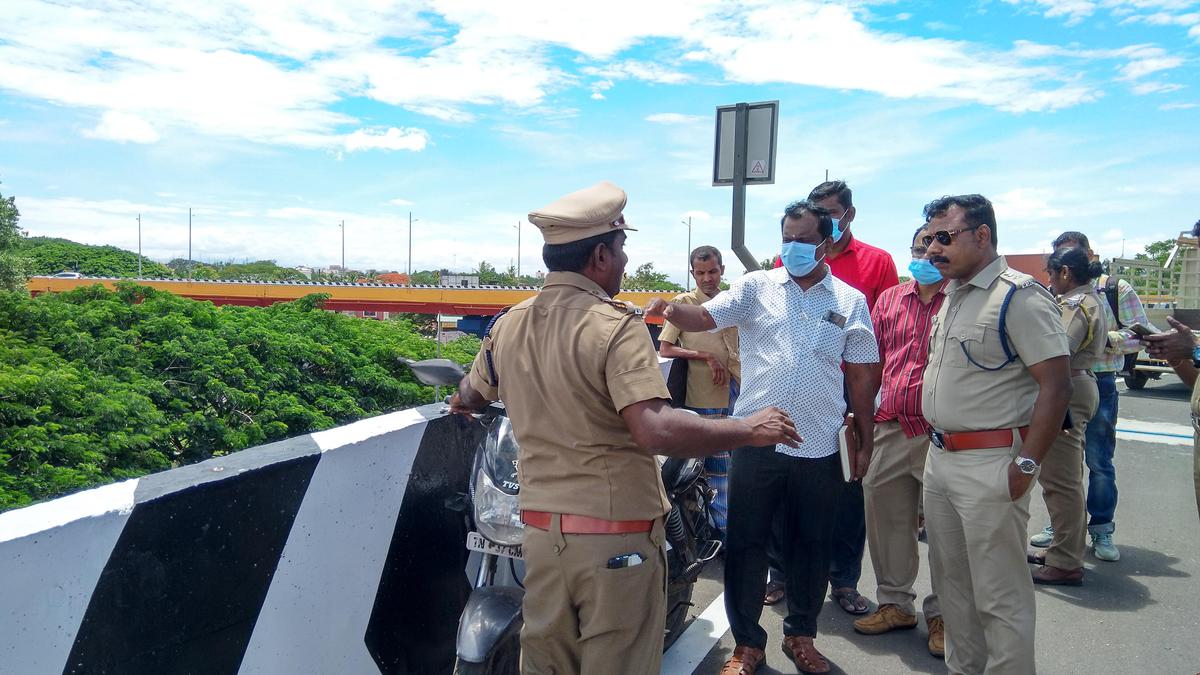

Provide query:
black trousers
left=724, top=447, right=841, bottom=646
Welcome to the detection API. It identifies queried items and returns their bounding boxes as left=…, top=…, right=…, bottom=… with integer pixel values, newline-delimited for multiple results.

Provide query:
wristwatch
left=1191, top=345, right=1200, bottom=369
left=1013, top=456, right=1039, bottom=475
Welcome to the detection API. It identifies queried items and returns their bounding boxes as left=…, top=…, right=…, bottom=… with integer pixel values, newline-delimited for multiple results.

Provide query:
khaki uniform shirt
left=468, top=271, right=672, bottom=521
left=923, top=257, right=1070, bottom=433
left=658, top=289, right=741, bottom=410
left=1058, top=286, right=1108, bottom=371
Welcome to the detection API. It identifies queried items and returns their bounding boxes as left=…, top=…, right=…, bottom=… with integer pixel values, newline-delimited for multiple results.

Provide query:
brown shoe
left=853, top=603, right=917, bottom=635
left=781, top=635, right=830, bottom=674
left=763, top=579, right=786, bottom=606
left=927, top=616, right=945, bottom=658
left=720, top=645, right=765, bottom=675
left=1026, top=547, right=1046, bottom=565
left=1032, top=564, right=1084, bottom=586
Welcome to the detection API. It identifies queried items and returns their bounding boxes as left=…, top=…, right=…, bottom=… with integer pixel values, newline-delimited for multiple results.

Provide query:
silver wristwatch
left=1013, top=456, right=1039, bottom=475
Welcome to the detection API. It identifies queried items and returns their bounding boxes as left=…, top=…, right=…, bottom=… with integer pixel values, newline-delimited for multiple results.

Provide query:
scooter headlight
left=473, top=466, right=523, bottom=546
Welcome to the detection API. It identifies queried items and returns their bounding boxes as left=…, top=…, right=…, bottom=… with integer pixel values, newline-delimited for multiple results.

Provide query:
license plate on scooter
left=466, top=531, right=523, bottom=559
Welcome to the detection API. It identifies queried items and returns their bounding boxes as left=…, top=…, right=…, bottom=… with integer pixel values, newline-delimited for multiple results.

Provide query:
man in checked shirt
left=851, top=225, right=947, bottom=659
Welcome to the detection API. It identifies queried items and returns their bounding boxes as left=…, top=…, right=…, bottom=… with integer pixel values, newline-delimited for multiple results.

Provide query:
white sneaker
left=1029, top=525, right=1053, bottom=548
left=1091, top=532, right=1120, bottom=562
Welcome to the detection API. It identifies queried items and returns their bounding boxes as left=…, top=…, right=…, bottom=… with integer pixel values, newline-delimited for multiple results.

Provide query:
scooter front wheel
left=452, top=633, right=521, bottom=675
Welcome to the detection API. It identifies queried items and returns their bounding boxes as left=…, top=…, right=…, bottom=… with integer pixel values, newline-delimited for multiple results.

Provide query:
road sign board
left=712, top=100, right=778, bottom=186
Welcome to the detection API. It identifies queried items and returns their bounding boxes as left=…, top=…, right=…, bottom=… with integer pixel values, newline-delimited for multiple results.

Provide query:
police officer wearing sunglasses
left=919, top=194, right=1071, bottom=675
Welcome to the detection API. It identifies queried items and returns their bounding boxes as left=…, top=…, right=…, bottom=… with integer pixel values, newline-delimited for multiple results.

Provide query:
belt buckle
left=929, top=431, right=945, bottom=449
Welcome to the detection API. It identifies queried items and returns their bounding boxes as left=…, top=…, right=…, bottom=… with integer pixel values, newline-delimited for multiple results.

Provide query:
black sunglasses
left=922, top=225, right=980, bottom=248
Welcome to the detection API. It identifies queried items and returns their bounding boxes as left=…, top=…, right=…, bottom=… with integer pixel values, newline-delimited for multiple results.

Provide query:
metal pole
left=517, top=220, right=521, bottom=279
left=340, top=220, right=345, bottom=273
left=682, top=217, right=692, bottom=291
left=434, top=312, right=443, bottom=402
left=137, top=214, right=142, bottom=277
left=188, top=207, right=192, bottom=280
left=408, top=212, right=413, bottom=279
left=730, top=103, right=756, bottom=272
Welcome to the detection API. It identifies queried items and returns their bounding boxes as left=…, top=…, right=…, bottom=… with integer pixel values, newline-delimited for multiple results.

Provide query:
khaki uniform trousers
left=924, top=441, right=1036, bottom=675
left=1037, top=373, right=1098, bottom=570
left=519, top=514, right=666, bottom=675
left=864, top=421, right=941, bottom=618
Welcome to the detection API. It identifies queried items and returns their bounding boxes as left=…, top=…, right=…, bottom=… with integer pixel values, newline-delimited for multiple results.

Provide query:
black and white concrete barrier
left=0, top=403, right=487, bottom=675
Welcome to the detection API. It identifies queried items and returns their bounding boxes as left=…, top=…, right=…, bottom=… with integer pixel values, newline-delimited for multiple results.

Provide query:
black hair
left=1052, top=231, right=1090, bottom=250
left=1046, top=245, right=1103, bottom=284
left=912, top=225, right=926, bottom=246
left=542, top=230, right=621, bottom=273
left=808, top=180, right=852, bottom=211
left=1191, top=220, right=1200, bottom=238
left=690, top=245, right=722, bottom=267
left=780, top=200, right=833, bottom=240
left=922, top=194, right=998, bottom=246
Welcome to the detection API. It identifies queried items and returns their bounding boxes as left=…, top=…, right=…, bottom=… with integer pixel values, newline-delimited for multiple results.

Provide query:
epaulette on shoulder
left=603, top=298, right=644, bottom=317
left=587, top=289, right=644, bottom=318
left=999, top=268, right=1038, bottom=289
left=1061, top=293, right=1084, bottom=308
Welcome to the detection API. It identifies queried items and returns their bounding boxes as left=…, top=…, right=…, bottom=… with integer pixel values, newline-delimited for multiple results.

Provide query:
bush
left=0, top=284, right=479, bottom=510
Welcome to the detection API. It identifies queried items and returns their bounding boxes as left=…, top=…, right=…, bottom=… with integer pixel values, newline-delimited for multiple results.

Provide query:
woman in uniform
left=1029, top=245, right=1109, bottom=585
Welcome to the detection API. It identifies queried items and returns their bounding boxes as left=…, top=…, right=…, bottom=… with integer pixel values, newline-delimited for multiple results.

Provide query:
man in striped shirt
left=852, top=225, right=946, bottom=658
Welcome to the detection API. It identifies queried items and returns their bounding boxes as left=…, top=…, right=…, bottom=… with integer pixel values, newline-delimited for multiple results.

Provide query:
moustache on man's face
left=929, top=255, right=951, bottom=265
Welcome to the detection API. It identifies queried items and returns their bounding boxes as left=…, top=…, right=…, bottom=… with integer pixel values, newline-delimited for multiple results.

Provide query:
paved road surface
left=663, top=375, right=1200, bottom=674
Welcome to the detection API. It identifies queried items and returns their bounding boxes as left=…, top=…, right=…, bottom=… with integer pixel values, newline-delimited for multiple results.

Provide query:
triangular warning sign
left=750, top=160, right=765, bottom=176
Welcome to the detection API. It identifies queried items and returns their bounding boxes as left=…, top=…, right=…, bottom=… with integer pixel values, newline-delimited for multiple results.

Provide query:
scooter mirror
left=402, top=358, right=466, bottom=387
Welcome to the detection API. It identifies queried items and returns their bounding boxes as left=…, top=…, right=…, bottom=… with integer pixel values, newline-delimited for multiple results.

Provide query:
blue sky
left=1, top=0, right=1197, bottom=285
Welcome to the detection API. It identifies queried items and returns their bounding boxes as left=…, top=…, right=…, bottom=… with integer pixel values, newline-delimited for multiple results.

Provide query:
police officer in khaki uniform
left=449, top=181, right=799, bottom=675
left=920, top=194, right=1072, bottom=675
left=1029, top=246, right=1109, bottom=586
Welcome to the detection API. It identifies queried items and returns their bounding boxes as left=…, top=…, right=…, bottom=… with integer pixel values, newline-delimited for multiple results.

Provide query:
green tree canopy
left=23, top=237, right=173, bottom=278
left=0, top=182, right=31, bottom=292
left=0, top=285, right=479, bottom=510
left=623, top=262, right=684, bottom=291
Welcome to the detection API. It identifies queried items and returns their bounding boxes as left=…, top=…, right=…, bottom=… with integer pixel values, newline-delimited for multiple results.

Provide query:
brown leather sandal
left=721, top=645, right=766, bottom=675
left=782, top=635, right=831, bottom=674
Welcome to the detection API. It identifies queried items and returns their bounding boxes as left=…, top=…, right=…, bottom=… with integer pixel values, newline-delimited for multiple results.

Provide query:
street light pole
left=408, top=212, right=419, bottom=282
left=339, top=220, right=345, bottom=274
left=681, top=217, right=693, bottom=291
left=514, top=220, right=522, bottom=279
left=188, top=207, right=192, bottom=280
left=137, top=214, right=142, bottom=278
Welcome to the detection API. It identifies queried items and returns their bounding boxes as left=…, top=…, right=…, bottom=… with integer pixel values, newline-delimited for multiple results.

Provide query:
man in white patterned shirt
left=647, top=200, right=879, bottom=675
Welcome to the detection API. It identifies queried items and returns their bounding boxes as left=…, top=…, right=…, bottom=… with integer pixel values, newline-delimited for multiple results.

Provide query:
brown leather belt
left=521, top=510, right=654, bottom=534
left=930, top=427, right=1029, bottom=452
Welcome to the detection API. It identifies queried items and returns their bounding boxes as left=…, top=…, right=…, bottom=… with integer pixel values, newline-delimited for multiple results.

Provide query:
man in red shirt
left=853, top=225, right=946, bottom=657
left=766, top=181, right=898, bottom=614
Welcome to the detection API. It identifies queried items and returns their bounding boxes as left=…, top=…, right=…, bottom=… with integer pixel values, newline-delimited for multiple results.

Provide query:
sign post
left=713, top=100, right=779, bottom=272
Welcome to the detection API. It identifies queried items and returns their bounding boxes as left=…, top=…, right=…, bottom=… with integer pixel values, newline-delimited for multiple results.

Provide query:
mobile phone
left=1127, top=323, right=1154, bottom=338
left=606, top=552, right=645, bottom=569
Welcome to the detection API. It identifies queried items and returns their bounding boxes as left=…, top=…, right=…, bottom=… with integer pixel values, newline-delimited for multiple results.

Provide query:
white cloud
left=343, top=127, right=429, bottom=152
left=1160, top=101, right=1199, bottom=108
left=1132, top=81, right=1186, bottom=93
left=82, top=111, right=160, bottom=144
left=0, top=0, right=1193, bottom=160
left=388, top=198, right=415, bottom=206
left=991, top=188, right=1066, bottom=222
left=402, top=104, right=476, bottom=124
left=1118, top=53, right=1185, bottom=79
left=645, top=113, right=707, bottom=124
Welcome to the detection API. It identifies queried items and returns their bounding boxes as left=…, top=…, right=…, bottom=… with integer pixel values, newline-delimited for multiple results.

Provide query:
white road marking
left=661, top=592, right=729, bottom=675
left=1115, top=417, right=1193, bottom=446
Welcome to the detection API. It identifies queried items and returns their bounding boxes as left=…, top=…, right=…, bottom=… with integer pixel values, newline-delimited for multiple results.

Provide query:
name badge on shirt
left=823, top=311, right=847, bottom=328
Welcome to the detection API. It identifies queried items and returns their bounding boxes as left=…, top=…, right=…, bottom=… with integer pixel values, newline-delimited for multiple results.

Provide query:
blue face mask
left=831, top=210, right=849, bottom=242
left=908, top=258, right=943, bottom=285
left=781, top=241, right=825, bottom=277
